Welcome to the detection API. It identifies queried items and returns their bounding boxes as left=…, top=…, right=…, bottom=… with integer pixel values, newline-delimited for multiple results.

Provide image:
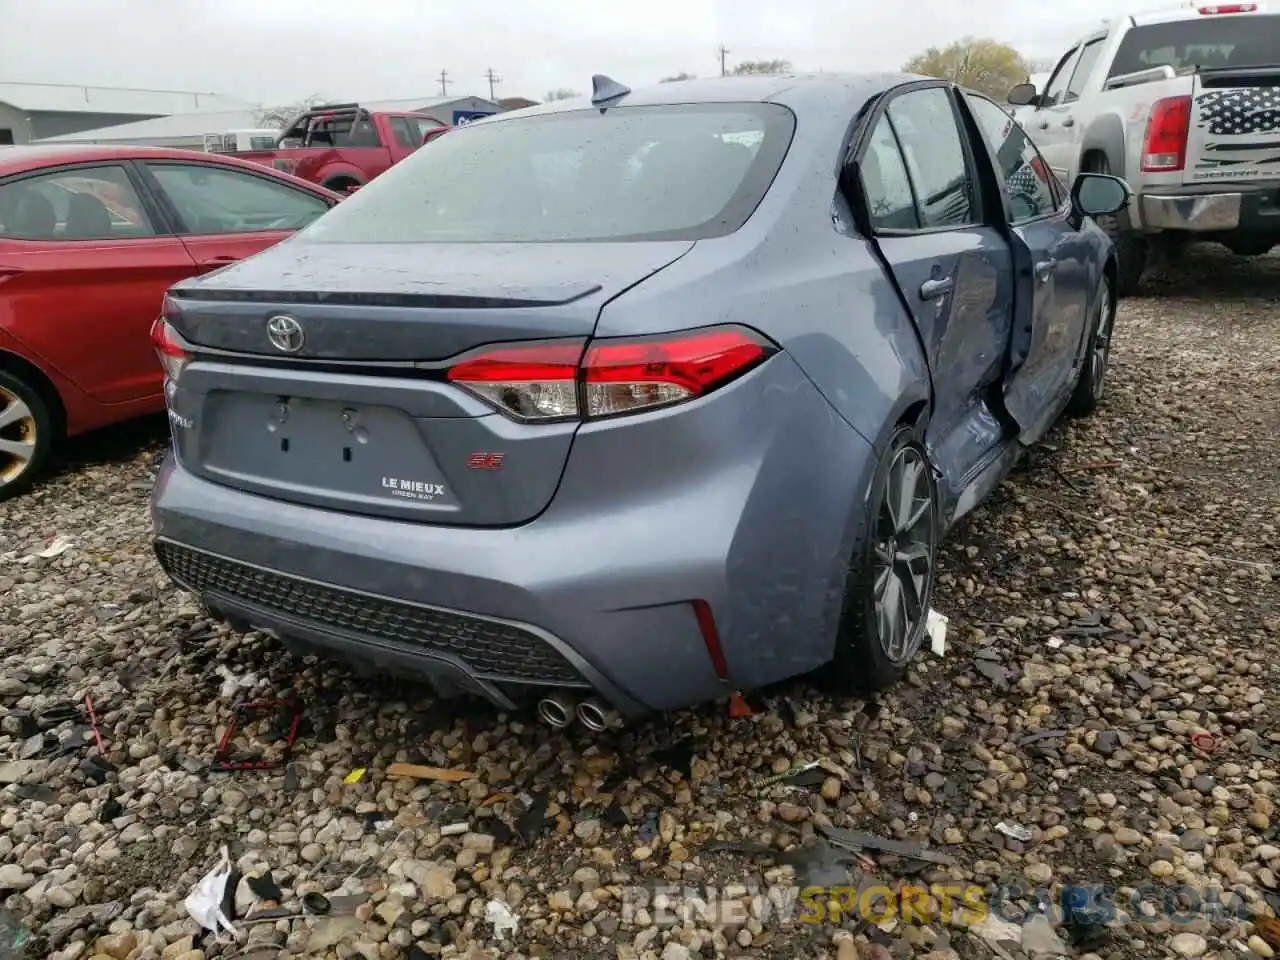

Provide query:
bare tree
left=255, top=94, right=324, bottom=128
left=544, top=88, right=581, bottom=102
left=732, top=59, right=792, bottom=76
left=661, top=72, right=697, bottom=82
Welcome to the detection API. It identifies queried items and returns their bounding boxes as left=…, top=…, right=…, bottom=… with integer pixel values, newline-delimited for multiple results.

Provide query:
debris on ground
left=994, top=820, right=1033, bottom=843
left=485, top=900, right=519, bottom=941
left=926, top=607, right=948, bottom=655
left=384, top=762, right=476, bottom=782
left=183, top=847, right=237, bottom=940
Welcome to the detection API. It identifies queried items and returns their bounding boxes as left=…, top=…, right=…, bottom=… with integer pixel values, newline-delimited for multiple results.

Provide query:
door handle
left=1062, top=116, right=1075, bottom=128
left=1038, top=120, right=1049, bottom=129
left=0, top=266, right=23, bottom=277
left=1035, top=260, right=1058, bottom=281
left=920, top=276, right=954, bottom=300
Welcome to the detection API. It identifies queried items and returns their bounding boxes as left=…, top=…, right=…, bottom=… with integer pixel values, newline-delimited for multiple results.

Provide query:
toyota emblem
left=266, top=314, right=305, bottom=353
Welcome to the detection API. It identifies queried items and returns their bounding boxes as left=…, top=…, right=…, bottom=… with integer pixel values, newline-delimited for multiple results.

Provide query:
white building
left=34, top=108, right=270, bottom=150
left=0, top=82, right=256, bottom=145
left=33, top=95, right=504, bottom=150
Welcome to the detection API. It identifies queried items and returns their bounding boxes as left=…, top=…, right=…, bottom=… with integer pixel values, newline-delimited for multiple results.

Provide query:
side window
left=0, top=164, right=155, bottom=241
left=859, top=115, right=919, bottom=231
left=1066, top=40, right=1105, bottom=101
left=886, top=88, right=977, bottom=229
left=147, top=163, right=331, bottom=235
left=966, top=95, right=1059, bottom=222
left=414, top=118, right=443, bottom=141
left=1041, top=48, right=1081, bottom=107
left=388, top=117, right=420, bottom=149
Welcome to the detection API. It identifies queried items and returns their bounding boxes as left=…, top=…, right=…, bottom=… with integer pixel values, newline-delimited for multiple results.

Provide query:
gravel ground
left=1, top=246, right=1277, bottom=960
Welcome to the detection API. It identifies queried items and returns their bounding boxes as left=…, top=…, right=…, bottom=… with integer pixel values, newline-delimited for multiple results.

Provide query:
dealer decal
left=381, top=477, right=447, bottom=501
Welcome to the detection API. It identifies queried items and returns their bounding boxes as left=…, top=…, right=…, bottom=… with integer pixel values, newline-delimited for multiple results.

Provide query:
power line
left=438, top=69, right=451, bottom=97
left=718, top=44, right=730, bottom=77
left=484, top=68, right=502, bottom=101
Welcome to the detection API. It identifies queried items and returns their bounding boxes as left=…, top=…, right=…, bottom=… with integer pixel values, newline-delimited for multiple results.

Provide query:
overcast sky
left=0, top=0, right=1175, bottom=107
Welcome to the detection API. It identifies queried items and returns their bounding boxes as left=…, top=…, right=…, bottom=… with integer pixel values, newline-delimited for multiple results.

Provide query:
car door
left=855, top=84, right=1016, bottom=498
left=138, top=161, right=334, bottom=271
left=1025, top=46, right=1082, bottom=181
left=386, top=116, right=425, bottom=162
left=1053, top=37, right=1108, bottom=185
left=0, top=162, right=196, bottom=404
left=965, top=93, right=1092, bottom=441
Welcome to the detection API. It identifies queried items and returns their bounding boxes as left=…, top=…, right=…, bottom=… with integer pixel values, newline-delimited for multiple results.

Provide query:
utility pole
left=484, top=68, right=502, bottom=100
left=718, top=44, right=730, bottom=77
left=438, top=69, right=451, bottom=97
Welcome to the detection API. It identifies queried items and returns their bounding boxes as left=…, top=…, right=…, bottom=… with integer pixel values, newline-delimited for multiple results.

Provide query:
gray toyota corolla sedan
left=149, top=72, right=1129, bottom=728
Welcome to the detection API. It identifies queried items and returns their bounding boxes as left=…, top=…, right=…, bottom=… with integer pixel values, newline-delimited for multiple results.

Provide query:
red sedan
left=0, top=144, right=340, bottom=500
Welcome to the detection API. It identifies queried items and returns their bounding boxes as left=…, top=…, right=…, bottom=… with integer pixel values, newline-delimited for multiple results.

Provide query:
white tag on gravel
left=184, top=845, right=238, bottom=941
left=926, top=608, right=948, bottom=656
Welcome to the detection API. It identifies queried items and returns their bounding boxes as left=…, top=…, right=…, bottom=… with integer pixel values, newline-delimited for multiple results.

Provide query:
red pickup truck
left=238, top=103, right=450, bottom=192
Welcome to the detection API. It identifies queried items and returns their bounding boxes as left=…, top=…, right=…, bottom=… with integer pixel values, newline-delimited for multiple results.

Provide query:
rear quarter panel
left=590, top=89, right=931, bottom=680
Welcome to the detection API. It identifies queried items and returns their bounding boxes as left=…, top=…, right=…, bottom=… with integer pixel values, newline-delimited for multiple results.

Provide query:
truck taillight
left=1141, top=96, right=1191, bottom=172
left=1199, top=3, right=1255, bottom=12
left=446, top=326, right=777, bottom=423
left=151, top=297, right=191, bottom=382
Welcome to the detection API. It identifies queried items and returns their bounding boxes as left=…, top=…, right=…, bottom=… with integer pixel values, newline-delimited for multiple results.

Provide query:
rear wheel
left=1067, top=274, right=1114, bottom=417
left=1086, top=154, right=1146, bottom=297
left=828, top=423, right=939, bottom=691
left=0, top=370, right=54, bottom=502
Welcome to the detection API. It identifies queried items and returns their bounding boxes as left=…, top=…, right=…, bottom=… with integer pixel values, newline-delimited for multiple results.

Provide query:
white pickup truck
left=1009, top=2, right=1280, bottom=294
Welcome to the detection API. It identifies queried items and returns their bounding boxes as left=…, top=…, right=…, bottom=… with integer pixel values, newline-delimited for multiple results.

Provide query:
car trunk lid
left=165, top=239, right=692, bottom=525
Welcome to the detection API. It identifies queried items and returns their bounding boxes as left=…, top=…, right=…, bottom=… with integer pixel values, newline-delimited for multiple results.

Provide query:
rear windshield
left=1109, top=16, right=1280, bottom=77
left=296, top=103, right=796, bottom=243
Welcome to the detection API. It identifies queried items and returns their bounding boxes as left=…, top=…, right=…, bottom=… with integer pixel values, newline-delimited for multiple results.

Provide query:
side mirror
left=1072, top=172, right=1131, bottom=217
left=1007, top=83, right=1039, bottom=107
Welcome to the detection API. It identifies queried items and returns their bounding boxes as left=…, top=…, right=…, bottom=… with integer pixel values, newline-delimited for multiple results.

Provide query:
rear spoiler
left=1197, top=64, right=1280, bottom=88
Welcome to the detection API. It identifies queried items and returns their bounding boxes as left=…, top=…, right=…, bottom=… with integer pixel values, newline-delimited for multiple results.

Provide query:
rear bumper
left=1138, top=182, right=1280, bottom=235
left=150, top=354, right=878, bottom=716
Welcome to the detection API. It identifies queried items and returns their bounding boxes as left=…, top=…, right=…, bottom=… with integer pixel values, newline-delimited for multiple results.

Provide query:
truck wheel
left=1086, top=155, right=1147, bottom=297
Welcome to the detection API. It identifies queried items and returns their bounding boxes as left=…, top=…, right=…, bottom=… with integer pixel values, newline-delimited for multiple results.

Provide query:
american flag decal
left=1195, top=88, right=1280, bottom=137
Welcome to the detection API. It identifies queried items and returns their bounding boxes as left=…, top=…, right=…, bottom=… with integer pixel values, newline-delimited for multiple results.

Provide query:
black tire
left=1086, top=155, right=1146, bottom=297
left=0, top=369, right=55, bottom=502
left=1067, top=273, right=1114, bottom=418
left=827, top=422, right=940, bottom=692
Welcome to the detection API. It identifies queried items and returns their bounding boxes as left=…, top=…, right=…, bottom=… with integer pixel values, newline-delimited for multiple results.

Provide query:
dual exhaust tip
left=537, top=693, right=618, bottom=732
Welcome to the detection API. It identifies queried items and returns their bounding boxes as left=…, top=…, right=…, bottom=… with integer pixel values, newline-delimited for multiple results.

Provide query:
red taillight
left=446, top=326, right=775, bottom=423
left=1141, top=96, right=1191, bottom=172
left=1199, top=3, right=1255, bottom=12
left=150, top=301, right=191, bottom=382
left=582, top=327, right=772, bottom=418
left=447, top=341, right=584, bottom=421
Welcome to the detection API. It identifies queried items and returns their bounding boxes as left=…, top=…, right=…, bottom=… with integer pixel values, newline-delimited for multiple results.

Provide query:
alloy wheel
left=0, top=384, right=38, bottom=486
left=1091, top=280, right=1113, bottom=400
left=871, top=445, right=937, bottom=664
